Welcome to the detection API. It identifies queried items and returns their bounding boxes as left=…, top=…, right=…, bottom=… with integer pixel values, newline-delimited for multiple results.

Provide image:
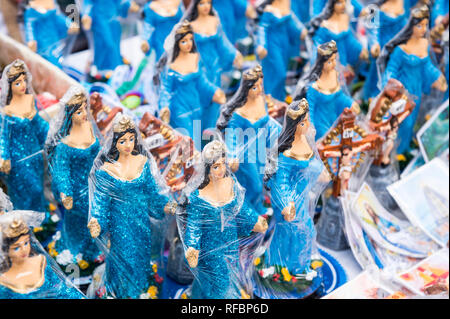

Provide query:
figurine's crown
left=202, top=140, right=227, bottom=163
left=7, top=59, right=26, bottom=79
left=1, top=219, right=28, bottom=239
left=287, top=98, right=309, bottom=120
left=67, top=91, right=87, bottom=107
left=318, top=40, right=338, bottom=56
left=412, top=5, right=430, bottom=19
left=243, top=65, right=263, bottom=81
left=176, top=20, right=193, bottom=35
left=113, top=115, right=136, bottom=133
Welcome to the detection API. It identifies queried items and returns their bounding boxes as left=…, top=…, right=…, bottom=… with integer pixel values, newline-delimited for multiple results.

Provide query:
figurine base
left=316, top=196, right=349, bottom=251
left=366, top=164, right=407, bottom=220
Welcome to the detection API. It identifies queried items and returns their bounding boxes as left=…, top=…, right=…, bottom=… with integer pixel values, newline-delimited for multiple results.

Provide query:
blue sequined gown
left=158, top=61, right=218, bottom=137
left=0, top=254, right=84, bottom=299
left=265, top=153, right=324, bottom=276
left=50, top=138, right=101, bottom=261
left=224, top=108, right=281, bottom=214
left=0, top=104, right=49, bottom=212
left=382, top=46, right=442, bottom=153
left=24, top=5, right=70, bottom=67
left=256, top=11, right=303, bottom=101
left=306, top=84, right=354, bottom=140
left=82, top=0, right=131, bottom=72
left=184, top=177, right=259, bottom=299
left=91, top=160, right=169, bottom=299
left=142, top=3, right=183, bottom=60
left=214, top=0, right=248, bottom=44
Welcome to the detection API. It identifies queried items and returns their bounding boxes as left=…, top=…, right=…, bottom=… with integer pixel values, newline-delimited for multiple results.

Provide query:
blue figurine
left=363, top=0, right=412, bottom=100
left=378, top=5, right=448, bottom=153
left=216, top=65, right=281, bottom=215
left=23, top=0, right=79, bottom=67
left=214, top=0, right=253, bottom=44
left=183, top=140, right=268, bottom=299
left=0, top=211, right=84, bottom=299
left=157, top=20, right=225, bottom=138
left=255, top=0, right=306, bottom=101
left=255, top=99, right=328, bottom=299
left=308, top=0, right=368, bottom=74
left=81, top=0, right=140, bottom=76
left=0, top=60, right=49, bottom=212
left=294, top=41, right=360, bottom=140
left=44, top=87, right=102, bottom=271
left=140, top=0, right=184, bottom=60
left=88, top=114, right=175, bottom=299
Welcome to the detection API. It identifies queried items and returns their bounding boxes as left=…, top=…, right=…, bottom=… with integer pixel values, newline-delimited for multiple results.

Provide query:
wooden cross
left=317, top=108, right=383, bottom=197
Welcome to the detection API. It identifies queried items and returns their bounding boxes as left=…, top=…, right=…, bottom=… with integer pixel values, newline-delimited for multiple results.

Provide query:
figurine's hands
left=185, top=247, right=199, bottom=268
left=370, top=43, right=380, bottom=58
left=256, top=46, right=268, bottom=60
left=60, top=193, right=73, bottom=210
left=68, top=22, right=80, bottom=35
left=88, top=218, right=101, bottom=238
left=82, top=15, right=92, bottom=31
left=245, top=4, right=257, bottom=19
left=0, top=159, right=11, bottom=174
left=228, top=158, right=240, bottom=172
left=282, top=202, right=296, bottom=222
left=159, top=107, right=171, bottom=124
left=129, top=1, right=140, bottom=13
left=234, top=51, right=244, bottom=69
left=359, top=48, right=369, bottom=62
left=164, top=201, right=178, bottom=215
left=301, top=28, right=308, bottom=41
left=27, top=41, right=37, bottom=52
left=350, top=102, right=361, bottom=115
left=141, top=41, right=150, bottom=54
left=252, top=216, right=268, bottom=233
left=213, top=89, right=226, bottom=104
left=432, top=75, right=448, bottom=92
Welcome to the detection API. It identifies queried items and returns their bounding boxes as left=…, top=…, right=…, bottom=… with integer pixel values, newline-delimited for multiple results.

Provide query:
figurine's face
left=197, top=0, right=212, bottom=16
left=334, top=0, right=347, bottom=14
left=116, top=132, right=136, bottom=156
left=179, top=33, right=194, bottom=53
left=248, top=78, right=264, bottom=99
left=413, top=19, right=429, bottom=38
left=8, top=234, right=31, bottom=263
left=209, top=157, right=227, bottom=181
left=296, top=115, right=311, bottom=135
left=10, top=74, right=27, bottom=97
left=341, top=148, right=352, bottom=163
left=71, top=102, right=88, bottom=126
left=324, top=53, right=337, bottom=72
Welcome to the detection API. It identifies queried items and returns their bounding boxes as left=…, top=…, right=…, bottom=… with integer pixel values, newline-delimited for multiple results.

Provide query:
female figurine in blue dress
left=377, top=5, right=448, bottom=153
left=255, top=0, right=307, bottom=101
left=44, top=87, right=102, bottom=275
left=0, top=60, right=49, bottom=212
left=216, top=65, right=281, bottom=215
left=294, top=41, right=360, bottom=140
left=183, top=0, right=243, bottom=130
left=88, top=114, right=176, bottom=299
left=0, top=210, right=84, bottom=299
left=81, top=0, right=140, bottom=77
left=140, top=0, right=184, bottom=61
left=23, top=0, right=79, bottom=67
left=157, top=20, right=226, bottom=138
left=308, top=0, right=368, bottom=76
left=254, top=98, right=329, bottom=299
left=182, top=140, right=268, bottom=299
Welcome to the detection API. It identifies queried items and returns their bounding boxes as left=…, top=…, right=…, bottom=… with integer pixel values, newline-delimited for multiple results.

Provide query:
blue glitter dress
left=224, top=108, right=281, bottom=214
left=0, top=103, right=49, bottom=212
left=256, top=11, right=303, bottom=101
left=363, top=9, right=408, bottom=100
left=214, top=0, right=248, bottom=44
left=306, top=84, right=354, bottom=140
left=50, top=139, right=101, bottom=261
left=90, top=160, right=169, bottom=299
left=0, top=254, right=84, bottom=299
left=158, top=62, right=218, bottom=137
left=82, top=0, right=131, bottom=72
left=265, top=153, right=324, bottom=275
left=184, top=177, right=259, bottom=299
left=142, top=3, right=183, bottom=60
left=382, top=46, right=442, bottom=153
left=291, top=0, right=312, bottom=24
left=24, top=5, right=70, bottom=67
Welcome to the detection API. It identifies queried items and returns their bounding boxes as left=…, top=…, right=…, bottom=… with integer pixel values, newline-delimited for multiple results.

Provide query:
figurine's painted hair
left=377, top=9, right=430, bottom=76
left=6, top=70, right=28, bottom=106
left=101, top=128, right=143, bottom=163
left=0, top=231, right=34, bottom=273
left=184, top=0, right=215, bottom=21
left=341, top=144, right=353, bottom=153
left=390, top=115, right=399, bottom=128
left=256, top=0, right=275, bottom=16
left=307, top=0, right=342, bottom=37
left=198, top=151, right=230, bottom=190
left=216, top=70, right=264, bottom=133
